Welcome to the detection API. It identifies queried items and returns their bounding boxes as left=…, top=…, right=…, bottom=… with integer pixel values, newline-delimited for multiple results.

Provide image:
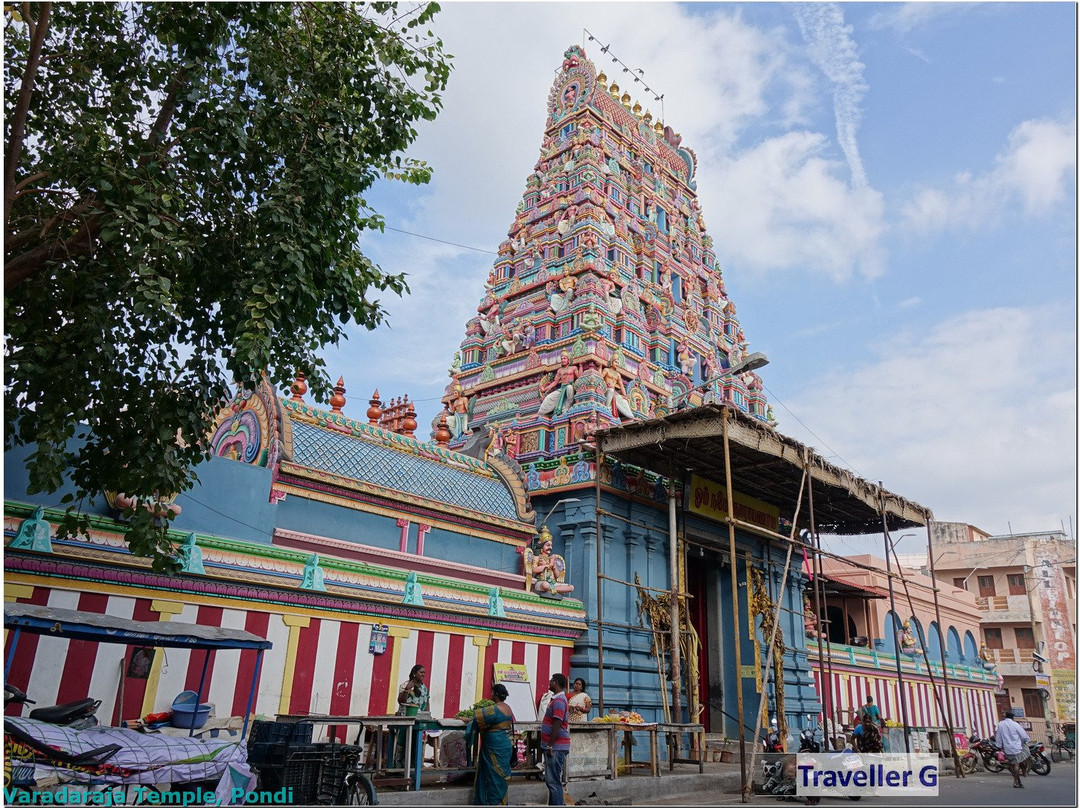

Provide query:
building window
left=611, top=187, right=621, bottom=204
left=1021, top=688, right=1046, bottom=719
left=1014, top=627, right=1036, bottom=649
left=995, top=693, right=1012, bottom=720
left=983, top=628, right=1003, bottom=649
left=977, top=575, right=996, bottom=597
left=953, top=578, right=967, bottom=591
left=1007, top=573, right=1026, bottom=595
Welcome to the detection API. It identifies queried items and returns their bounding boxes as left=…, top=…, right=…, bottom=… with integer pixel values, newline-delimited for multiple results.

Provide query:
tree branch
left=6, top=2, right=51, bottom=232
left=5, top=200, right=102, bottom=292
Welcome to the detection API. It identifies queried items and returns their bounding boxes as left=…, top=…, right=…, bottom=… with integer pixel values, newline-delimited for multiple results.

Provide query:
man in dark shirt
left=541, top=673, right=571, bottom=805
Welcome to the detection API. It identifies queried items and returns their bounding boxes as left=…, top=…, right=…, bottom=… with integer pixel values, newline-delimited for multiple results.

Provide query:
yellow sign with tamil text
left=687, top=474, right=780, bottom=533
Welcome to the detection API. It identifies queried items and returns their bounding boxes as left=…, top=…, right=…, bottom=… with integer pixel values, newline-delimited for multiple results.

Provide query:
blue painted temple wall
left=4, top=442, right=276, bottom=545
left=532, top=488, right=822, bottom=739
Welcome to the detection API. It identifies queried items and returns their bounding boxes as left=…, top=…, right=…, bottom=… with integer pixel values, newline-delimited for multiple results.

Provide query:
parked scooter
left=4, top=683, right=100, bottom=729
left=757, top=729, right=862, bottom=805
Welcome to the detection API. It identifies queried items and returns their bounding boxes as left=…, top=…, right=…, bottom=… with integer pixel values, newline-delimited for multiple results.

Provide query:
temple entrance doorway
left=687, top=554, right=711, bottom=731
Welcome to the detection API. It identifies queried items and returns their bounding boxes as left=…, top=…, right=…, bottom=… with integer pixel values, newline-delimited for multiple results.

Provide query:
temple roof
left=289, top=419, right=522, bottom=522
left=206, top=379, right=536, bottom=531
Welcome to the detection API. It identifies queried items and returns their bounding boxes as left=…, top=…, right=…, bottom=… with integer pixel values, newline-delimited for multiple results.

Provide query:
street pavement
left=645, top=761, right=1077, bottom=807
left=375, top=757, right=1076, bottom=806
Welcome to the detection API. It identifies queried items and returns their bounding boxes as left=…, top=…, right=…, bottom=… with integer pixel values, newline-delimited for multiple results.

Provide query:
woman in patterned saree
left=464, top=682, right=516, bottom=805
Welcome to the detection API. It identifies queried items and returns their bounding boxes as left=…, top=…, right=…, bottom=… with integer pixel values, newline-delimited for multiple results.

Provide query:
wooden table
left=658, top=723, right=706, bottom=773
left=614, top=723, right=660, bottom=777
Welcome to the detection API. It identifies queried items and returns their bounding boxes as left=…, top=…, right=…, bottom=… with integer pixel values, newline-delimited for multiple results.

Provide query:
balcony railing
left=975, top=594, right=1032, bottom=619
left=984, top=647, right=1034, bottom=664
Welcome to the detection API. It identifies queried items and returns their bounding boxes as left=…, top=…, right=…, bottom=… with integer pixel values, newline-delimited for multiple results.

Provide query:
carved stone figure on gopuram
left=440, top=44, right=768, bottom=481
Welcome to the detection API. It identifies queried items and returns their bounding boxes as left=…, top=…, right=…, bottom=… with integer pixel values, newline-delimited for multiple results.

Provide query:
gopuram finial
left=367, top=390, right=382, bottom=424
left=330, top=376, right=346, bottom=413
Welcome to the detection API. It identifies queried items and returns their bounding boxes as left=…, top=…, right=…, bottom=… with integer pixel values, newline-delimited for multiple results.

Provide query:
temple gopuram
left=442, top=44, right=769, bottom=473
left=4, top=46, right=997, bottom=762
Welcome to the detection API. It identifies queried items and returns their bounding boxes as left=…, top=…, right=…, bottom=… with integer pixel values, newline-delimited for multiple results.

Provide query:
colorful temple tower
left=442, top=44, right=770, bottom=466
left=436, top=45, right=821, bottom=734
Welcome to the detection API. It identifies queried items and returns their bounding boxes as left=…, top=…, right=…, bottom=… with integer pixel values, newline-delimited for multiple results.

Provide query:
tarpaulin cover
left=5, top=716, right=256, bottom=804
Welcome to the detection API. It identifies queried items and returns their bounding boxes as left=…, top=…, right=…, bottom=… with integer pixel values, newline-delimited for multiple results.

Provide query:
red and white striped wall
left=809, top=666, right=996, bottom=739
left=4, top=584, right=573, bottom=734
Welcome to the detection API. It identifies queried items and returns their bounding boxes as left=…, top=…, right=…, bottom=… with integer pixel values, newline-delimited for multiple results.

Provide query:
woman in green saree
left=464, top=683, right=516, bottom=805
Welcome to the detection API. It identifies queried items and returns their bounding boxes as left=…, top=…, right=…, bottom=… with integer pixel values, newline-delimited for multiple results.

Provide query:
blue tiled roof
left=290, top=420, right=519, bottom=521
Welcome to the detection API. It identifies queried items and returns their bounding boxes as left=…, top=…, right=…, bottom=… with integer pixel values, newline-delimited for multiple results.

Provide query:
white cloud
left=704, top=131, right=886, bottom=280
left=779, top=305, right=1077, bottom=534
left=792, top=3, right=869, bottom=188
left=901, top=117, right=1076, bottom=234
left=868, top=3, right=973, bottom=35
left=322, top=4, right=891, bottom=428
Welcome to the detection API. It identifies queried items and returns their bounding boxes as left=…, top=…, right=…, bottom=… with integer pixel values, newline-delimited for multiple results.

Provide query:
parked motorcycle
left=968, top=733, right=1004, bottom=772
left=4, top=683, right=100, bottom=729
left=1027, top=740, right=1051, bottom=775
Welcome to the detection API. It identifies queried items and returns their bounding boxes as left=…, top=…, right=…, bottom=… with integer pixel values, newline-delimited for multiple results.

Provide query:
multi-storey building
left=916, top=523, right=1077, bottom=742
left=809, top=554, right=997, bottom=741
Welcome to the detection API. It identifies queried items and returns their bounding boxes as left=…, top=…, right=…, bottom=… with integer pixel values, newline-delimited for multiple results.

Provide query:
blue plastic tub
left=171, top=690, right=211, bottom=729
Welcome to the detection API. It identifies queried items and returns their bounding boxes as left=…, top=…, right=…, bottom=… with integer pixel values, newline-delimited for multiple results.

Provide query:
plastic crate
left=281, top=743, right=360, bottom=805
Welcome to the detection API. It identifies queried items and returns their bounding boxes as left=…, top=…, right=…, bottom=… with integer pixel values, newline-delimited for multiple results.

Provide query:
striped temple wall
left=808, top=658, right=998, bottom=740
left=3, top=580, right=574, bottom=738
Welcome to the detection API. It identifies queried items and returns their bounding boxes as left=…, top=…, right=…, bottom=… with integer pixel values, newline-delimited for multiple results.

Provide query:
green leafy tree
left=4, top=2, right=451, bottom=569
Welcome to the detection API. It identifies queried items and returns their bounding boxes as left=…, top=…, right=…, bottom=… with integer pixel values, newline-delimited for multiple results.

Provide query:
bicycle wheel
left=1051, top=746, right=1062, bottom=763
left=340, top=772, right=377, bottom=805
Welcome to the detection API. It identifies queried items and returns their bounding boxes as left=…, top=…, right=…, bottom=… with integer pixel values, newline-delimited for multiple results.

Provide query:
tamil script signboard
left=686, top=474, right=780, bottom=533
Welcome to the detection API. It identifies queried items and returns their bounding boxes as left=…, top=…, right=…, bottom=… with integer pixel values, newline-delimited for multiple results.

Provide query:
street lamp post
left=537, top=497, right=581, bottom=533
left=669, top=352, right=770, bottom=408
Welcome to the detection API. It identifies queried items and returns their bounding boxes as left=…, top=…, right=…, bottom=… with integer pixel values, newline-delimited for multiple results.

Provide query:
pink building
left=806, top=553, right=997, bottom=745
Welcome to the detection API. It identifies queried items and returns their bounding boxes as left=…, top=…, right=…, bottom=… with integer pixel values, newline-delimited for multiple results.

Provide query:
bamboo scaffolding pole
left=807, top=454, right=835, bottom=753
left=596, top=507, right=665, bottom=530
left=724, top=515, right=944, bottom=597
left=881, top=494, right=912, bottom=753
left=722, top=409, right=749, bottom=802
left=742, top=464, right=806, bottom=800
left=668, top=462, right=683, bottom=723
left=599, top=572, right=684, bottom=595
left=596, top=448, right=606, bottom=714
left=888, top=527, right=963, bottom=777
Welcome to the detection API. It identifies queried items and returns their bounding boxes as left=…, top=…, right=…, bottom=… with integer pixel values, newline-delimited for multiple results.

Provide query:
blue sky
left=321, top=2, right=1076, bottom=545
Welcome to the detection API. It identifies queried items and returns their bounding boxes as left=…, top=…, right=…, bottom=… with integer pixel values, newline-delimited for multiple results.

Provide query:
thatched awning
left=594, top=403, right=931, bottom=535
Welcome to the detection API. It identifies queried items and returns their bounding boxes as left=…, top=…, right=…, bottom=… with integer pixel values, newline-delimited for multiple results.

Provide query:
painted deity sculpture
left=537, top=352, right=579, bottom=417
left=602, top=357, right=634, bottom=421
left=447, top=385, right=471, bottom=439
left=300, top=554, right=326, bottom=591
left=177, top=532, right=205, bottom=575
left=403, top=571, right=425, bottom=606
left=803, top=596, right=826, bottom=640
left=524, top=527, right=574, bottom=598
left=10, top=506, right=53, bottom=553
left=898, top=622, right=924, bottom=656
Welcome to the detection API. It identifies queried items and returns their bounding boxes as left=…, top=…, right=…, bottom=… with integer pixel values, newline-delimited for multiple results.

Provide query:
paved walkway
left=376, top=760, right=745, bottom=805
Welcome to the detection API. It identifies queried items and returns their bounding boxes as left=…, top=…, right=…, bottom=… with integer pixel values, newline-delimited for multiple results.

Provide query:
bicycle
left=1049, top=736, right=1074, bottom=763
left=252, top=717, right=377, bottom=805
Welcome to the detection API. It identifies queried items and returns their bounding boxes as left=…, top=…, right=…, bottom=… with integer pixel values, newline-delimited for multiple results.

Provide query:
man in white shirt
left=994, top=710, right=1031, bottom=788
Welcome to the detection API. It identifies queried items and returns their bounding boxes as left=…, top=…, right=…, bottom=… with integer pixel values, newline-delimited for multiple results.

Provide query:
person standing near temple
left=540, top=673, right=570, bottom=805
left=995, top=710, right=1031, bottom=788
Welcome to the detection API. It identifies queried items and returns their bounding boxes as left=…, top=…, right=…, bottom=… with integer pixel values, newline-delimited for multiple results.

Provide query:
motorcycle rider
left=995, top=710, right=1031, bottom=788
